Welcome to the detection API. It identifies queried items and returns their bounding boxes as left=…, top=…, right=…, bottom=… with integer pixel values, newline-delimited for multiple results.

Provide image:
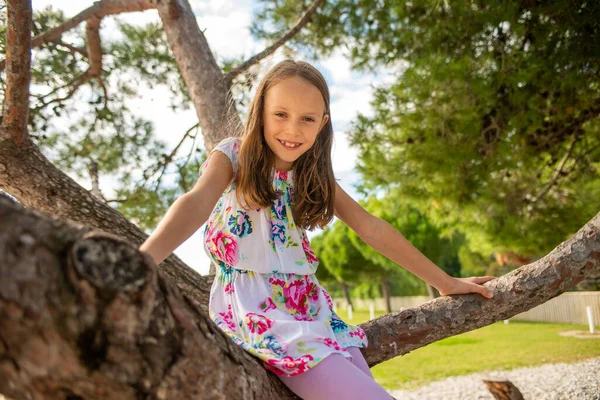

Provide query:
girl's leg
left=346, top=346, right=374, bottom=378
left=277, top=354, right=392, bottom=400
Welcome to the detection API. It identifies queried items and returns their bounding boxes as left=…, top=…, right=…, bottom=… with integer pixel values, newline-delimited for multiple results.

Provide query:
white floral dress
left=201, top=137, right=367, bottom=377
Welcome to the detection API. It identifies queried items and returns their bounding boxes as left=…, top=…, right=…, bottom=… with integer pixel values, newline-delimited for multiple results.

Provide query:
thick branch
left=224, top=0, right=326, bottom=84
left=1, top=198, right=600, bottom=398
left=1, top=0, right=33, bottom=145
left=85, top=17, right=103, bottom=78
left=85, top=17, right=109, bottom=108
left=0, top=0, right=158, bottom=71
left=0, top=197, right=297, bottom=399
left=362, top=210, right=600, bottom=367
left=155, top=0, right=242, bottom=149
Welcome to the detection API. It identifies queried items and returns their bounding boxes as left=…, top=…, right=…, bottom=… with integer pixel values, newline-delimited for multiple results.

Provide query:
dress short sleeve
left=199, top=137, right=240, bottom=178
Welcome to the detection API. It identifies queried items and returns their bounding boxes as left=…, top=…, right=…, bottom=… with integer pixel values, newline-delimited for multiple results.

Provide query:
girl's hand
left=439, top=276, right=496, bottom=299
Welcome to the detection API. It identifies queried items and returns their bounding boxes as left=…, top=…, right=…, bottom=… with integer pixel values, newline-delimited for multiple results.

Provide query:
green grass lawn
left=339, top=309, right=600, bottom=390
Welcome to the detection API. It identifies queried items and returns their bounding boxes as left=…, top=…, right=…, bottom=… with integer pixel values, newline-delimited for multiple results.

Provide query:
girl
left=140, top=60, right=495, bottom=399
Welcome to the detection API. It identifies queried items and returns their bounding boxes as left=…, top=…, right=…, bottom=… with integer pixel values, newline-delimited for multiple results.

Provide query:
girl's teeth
left=282, top=141, right=299, bottom=148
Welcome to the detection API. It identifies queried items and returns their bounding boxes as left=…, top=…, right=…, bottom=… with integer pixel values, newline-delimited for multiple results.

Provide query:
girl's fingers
left=473, top=282, right=494, bottom=298
left=470, top=276, right=496, bottom=283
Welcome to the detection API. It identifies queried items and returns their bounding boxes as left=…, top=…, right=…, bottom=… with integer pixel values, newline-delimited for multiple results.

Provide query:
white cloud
left=321, top=50, right=353, bottom=85
left=330, top=85, right=375, bottom=125
left=332, top=131, right=359, bottom=173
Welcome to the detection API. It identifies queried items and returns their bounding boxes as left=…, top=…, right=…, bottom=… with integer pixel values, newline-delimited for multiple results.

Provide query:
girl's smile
left=277, top=139, right=303, bottom=150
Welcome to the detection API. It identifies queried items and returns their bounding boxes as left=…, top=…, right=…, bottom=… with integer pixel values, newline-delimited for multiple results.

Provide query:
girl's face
left=262, top=76, right=329, bottom=171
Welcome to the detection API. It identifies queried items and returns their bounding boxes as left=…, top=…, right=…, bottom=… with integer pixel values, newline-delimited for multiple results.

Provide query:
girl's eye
left=275, top=113, right=286, bottom=118
left=304, top=117, right=315, bottom=122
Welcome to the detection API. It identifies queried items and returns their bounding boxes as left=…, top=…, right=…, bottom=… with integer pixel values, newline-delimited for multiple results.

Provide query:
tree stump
left=483, top=379, right=525, bottom=400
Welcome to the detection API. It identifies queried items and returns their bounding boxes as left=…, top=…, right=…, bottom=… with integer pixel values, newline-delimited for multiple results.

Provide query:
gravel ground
left=388, top=357, right=600, bottom=400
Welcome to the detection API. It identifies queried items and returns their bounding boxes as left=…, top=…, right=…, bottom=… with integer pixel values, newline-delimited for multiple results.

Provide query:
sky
left=30, top=0, right=393, bottom=275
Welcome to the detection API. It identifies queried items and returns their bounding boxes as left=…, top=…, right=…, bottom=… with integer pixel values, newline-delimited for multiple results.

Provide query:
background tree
left=347, top=191, right=463, bottom=309
left=252, top=0, right=600, bottom=265
left=314, top=220, right=378, bottom=309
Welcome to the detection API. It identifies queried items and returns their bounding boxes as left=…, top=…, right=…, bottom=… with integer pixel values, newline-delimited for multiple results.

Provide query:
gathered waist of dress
left=213, top=260, right=316, bottom=277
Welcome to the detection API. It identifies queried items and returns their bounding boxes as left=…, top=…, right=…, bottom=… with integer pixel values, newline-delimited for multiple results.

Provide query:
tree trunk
left=380, top=273, right=392, bottom=313
left=341, top=281, right=354, bottom=310
left=1, top=199, right=600, bottom=398
left=0, top=197, right=296, bottom=400
left=155, top=0, right=242, bottom=150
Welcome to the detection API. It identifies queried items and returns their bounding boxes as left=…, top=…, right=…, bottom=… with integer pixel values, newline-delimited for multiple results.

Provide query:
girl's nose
left=283, top=119, right=303, bottom=135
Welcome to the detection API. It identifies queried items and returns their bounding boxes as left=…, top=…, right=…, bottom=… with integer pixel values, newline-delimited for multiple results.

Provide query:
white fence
left=333, top=291, right=600, bottom=325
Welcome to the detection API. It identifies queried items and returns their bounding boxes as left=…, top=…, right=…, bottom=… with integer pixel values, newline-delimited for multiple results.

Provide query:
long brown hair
left=235, top=60, right=335, bottom=231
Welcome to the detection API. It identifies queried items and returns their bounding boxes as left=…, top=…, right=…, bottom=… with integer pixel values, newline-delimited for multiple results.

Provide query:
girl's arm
left=333, top=182, right=495, bottom=298
left=139, top=151, right=233, bottom=265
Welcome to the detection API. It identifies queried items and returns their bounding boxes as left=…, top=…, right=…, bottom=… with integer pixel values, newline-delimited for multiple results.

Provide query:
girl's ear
left=320, top=114, right=329, bottom=131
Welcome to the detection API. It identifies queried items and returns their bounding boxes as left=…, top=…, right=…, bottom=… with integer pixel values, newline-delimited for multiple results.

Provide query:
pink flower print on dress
left=245, top=312, right=274, bottom=335
left=316, top=337, right=345, bottom=351
left=266, top=354, right=314, bottom=376
left=259, top=297, right=276, bottom=312
left=322, top=288, right=334, bottom=311
left=274, top=170, right=288, bottom=181
left=301, top=234, right=319, bottom=266
left=218, top=304, right=237, bottom=332
left=224, top=282, right=234, bottom=294
left=269, top=276, right=320, bottom=321
left=349, top=327, right=366, bottom=340
left=207, top=224, right=239, bottom=266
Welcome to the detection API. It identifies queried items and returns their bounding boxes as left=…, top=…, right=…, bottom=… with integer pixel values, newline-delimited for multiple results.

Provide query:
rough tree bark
left=1, top=190, right=599, bottom=398
left=0, top=197, right=295, bottom=400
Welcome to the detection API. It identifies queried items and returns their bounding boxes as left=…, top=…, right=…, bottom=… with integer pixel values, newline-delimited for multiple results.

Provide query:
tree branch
left=86, top=17, right=103, bottom=78
left=0, top=197, right=297, bottom=399
left=362, top=209, right=600, bottom=366
left=30, top=70, right=91, bottom=113
left=50, top=38, right=89, bottom=58
left=529, top=134, right=578, bottom=205
left=0, top=136, right=213, bottom=317
left=0, top=0, right=158, bottom=71
left=152, top=122, right=200, bottom=192
left=1, top=195, right=599, bottom=398
left=224, top=0, right=326, bottom=85
left=1, top=0, right=33, bottom=145
left=155, top=0, right=241, bottom=149
left=85, top=16, right=110, bottom=109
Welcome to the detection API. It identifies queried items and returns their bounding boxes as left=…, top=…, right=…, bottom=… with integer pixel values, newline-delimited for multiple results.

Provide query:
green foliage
left=255, top=0, right=600, bottom=257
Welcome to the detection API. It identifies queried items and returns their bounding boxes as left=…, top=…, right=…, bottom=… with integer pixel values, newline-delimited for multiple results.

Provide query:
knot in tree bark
left=70, top=231, right=147, bottom=294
